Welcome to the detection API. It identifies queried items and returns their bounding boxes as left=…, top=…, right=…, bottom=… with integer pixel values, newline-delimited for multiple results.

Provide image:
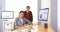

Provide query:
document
left=21, top=29, right=37, bottom=32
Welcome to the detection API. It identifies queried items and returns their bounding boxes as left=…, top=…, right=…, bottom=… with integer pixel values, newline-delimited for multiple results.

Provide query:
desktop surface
left=13, top=22, right=54, bottom=32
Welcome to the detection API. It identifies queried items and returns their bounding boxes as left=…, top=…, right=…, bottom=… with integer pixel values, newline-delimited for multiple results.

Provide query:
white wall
left=5, top=0, right=38, bottom=24
left=58, top=0, right=60, bottom=31
left=41, top=0, right=51, bottom=23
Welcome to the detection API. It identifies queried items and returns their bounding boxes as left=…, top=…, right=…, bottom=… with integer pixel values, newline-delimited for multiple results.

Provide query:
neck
left=26, top=10, right=29, bottom=13
left=19, top=17, right=23, bottom=19
left=26, top=10, right=29, bottom=11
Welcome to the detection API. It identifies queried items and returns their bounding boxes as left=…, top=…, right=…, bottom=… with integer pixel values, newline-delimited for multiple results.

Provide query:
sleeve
left=24, top=18, right=32, bottom=25
left=30, top=11, right=33, bottom=22
left=14, top=18, right=18, bottom=30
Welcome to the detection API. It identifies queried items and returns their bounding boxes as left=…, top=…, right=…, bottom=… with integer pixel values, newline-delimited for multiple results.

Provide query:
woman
left=24, top=6, right=33, bottom=22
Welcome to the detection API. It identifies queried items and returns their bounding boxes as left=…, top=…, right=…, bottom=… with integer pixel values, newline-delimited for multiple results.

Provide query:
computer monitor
left=38, top=8, right=49, bottom=21
left=1, top=11, right=14, bottom=19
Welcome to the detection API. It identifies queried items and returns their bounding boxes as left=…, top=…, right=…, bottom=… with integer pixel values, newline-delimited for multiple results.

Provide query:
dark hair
left=26, top=6, right=30, bottom=9
left=19, top=11, right=24, bottom=14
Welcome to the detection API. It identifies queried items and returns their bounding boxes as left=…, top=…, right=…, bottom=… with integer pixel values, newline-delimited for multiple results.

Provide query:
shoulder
left=29, top=11, right=32, bottom=13
left=24, top=11, right=26, bottom=13
left=24, top=11, right=32, bottom=13
left=15, top=17, right=19, bottom=22
left=15, top=17, right=19, bottom=20
left=24, top=11, right=26, bottom=14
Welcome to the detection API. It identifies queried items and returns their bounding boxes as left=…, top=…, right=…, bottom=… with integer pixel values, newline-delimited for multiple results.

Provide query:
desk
left=13, top=23, right=54, bottom=32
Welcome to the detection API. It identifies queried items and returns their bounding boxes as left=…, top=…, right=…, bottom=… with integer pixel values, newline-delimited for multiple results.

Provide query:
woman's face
left=19, top=12, right=24, bottom=18
left=26, top=7, right=30, bottom=11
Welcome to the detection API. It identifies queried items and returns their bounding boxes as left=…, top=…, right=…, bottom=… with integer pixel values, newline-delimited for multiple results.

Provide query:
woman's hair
left=26, top=6, right=30, bottom=9
left=19, top=11, right=24, bottom=14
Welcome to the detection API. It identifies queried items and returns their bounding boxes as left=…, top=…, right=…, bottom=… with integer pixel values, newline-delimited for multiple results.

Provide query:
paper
left=31, top=29, right=37, bottom=32
left=21, top=29, right=37, bottom=32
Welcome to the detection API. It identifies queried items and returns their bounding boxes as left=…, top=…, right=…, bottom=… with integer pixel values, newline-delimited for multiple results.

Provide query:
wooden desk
left=13, top=23, right=54, bottom=32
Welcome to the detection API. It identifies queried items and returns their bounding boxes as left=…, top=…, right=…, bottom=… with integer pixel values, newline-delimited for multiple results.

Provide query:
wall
left=51, top=0, right=57, bottom=32
left=0, top=0, right=5, bottom=11
left=58, top=0, right=60, bottom=32
left=5, top=0, right=38, bottom=24
left=38, top=0, right=41, bottom=10
left=0, top=0, right=5, bottom=32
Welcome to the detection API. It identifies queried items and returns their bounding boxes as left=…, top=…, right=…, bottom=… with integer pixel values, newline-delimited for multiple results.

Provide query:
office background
left=58, top=0, right=60, bottom=32
left=0, top=0, right=57, bottom=32
left=0, top=0, right=5, bottom=32
left=5, top=0, right=38, bottom=24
